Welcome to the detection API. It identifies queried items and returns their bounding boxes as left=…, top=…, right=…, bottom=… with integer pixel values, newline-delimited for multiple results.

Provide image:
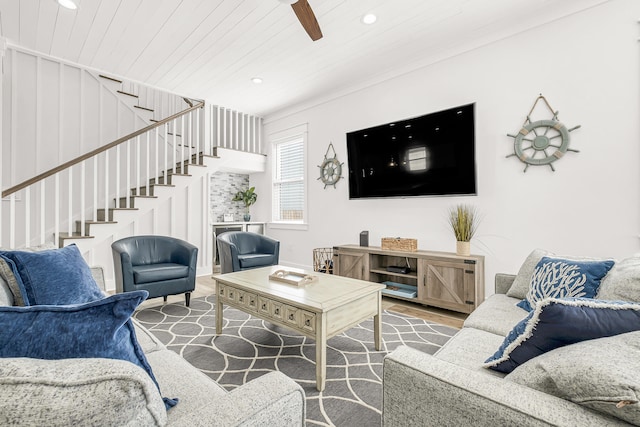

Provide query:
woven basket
left=312, top=248, right=334, bottom=274
left=381, top=238, right=417, bottom=252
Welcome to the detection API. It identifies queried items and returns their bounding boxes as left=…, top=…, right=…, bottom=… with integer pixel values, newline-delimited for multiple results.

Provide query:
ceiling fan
left=279, top=0, right=323, bottom=41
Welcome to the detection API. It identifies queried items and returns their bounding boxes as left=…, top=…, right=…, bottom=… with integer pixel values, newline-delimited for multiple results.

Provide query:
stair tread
left=59, top=232, right=94, bottom=239
left=98, top=74, right=122, bottom=84
left=117, top=90, right=138, bottom=98
left=84, top=220, right=117, bottom=225
left=134, top=105, right=154, bottom=112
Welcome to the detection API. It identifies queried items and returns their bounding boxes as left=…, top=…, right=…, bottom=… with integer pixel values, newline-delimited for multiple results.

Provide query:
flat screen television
left=346, top=103, right=476, bottom=199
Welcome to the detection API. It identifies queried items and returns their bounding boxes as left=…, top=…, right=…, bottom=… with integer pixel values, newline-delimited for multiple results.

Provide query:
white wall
left=256, top=0, right=640, bottom=297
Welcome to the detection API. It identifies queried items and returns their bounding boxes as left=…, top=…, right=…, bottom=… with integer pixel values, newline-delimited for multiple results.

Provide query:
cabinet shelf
left=369, top=268, right=417, bottom=279
left=381, top=281, right=417, bottom=299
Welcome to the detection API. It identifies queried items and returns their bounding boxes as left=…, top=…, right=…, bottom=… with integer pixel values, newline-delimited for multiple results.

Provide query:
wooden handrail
left=2, top=101, right=205, bottom=198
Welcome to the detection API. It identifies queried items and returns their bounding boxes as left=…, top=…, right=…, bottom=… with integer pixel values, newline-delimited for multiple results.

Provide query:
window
left=272, top=126, right=306, bottom=224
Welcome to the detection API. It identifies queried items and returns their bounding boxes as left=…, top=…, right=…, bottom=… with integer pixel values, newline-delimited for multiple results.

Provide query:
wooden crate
left=381, top=237, right=417, bottom=252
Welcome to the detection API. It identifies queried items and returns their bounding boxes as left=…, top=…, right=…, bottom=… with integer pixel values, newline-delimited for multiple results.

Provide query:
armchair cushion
left=239, top=254, right=278, bottom=269
left=0, top=244, right=103, bottom=306
left=133, top=264, right=189, bottom=285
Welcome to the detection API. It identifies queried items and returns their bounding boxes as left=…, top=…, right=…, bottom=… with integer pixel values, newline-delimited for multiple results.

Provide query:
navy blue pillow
left=0, top=244, right=104, bottom=305
left=0, top=290, right=177, bottom=409
left=485, top=298, right=640, bottom=373
left=517, top=257, right=615, bottom=311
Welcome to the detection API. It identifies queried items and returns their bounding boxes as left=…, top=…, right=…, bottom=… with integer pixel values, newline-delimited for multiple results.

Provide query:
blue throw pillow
left=0, top=244, right=104, bottom=305
left=484, top=298, right=640, bottom=373
left=517, top=256, right=615, bottom=311
left=0, top=290, right=177, bottom=410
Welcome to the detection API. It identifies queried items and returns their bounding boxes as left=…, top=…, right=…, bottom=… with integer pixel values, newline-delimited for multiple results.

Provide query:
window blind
left=273, top=138, right=304, bottom=222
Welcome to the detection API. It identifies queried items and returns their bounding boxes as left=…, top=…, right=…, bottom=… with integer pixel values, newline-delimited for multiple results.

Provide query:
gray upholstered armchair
left=111, top=235, right=198, bottom=306
left=217, top=232, right=279, bottom=274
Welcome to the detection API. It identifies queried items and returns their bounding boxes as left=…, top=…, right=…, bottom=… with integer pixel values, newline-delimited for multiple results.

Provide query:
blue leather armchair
left=112, top=235, right=198, bottom=306
left=217, top=232, right=279, bottom=274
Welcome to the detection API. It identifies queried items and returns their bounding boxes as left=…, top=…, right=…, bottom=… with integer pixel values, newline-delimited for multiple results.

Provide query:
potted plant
left=447, top=204, right=479, bottom=256
left=233, top=187, right=257, bottom=221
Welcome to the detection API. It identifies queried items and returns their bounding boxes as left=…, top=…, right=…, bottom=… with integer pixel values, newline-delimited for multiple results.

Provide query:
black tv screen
left=346, top=103, right=476, bottom=199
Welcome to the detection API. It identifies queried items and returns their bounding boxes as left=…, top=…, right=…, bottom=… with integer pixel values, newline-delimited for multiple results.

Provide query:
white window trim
left=269, top=123, right=308, bottom=229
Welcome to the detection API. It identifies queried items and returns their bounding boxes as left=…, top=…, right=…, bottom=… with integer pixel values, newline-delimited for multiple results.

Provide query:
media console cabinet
left=332, top=244, right=485, bottom=314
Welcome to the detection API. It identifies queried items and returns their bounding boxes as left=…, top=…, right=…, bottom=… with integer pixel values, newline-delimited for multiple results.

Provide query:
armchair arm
left=383, top=346, right=624, bottom=427
left=111, top=246, right=134, bottom=293
left=176, top=372, right=305, bottom=427
left=218, top=240, right=241, bottom=274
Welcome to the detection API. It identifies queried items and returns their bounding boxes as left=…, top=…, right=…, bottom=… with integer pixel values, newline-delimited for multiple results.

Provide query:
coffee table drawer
left=258, top=296, right=270, bottom=316
left=271, top=301, right=284, bottom=321
left=300, top=310, right=316, bottom=333
left=284, top=305, right=299, bottom=328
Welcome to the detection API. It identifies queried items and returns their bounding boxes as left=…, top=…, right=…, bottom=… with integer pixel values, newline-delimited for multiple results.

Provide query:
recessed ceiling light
left=56, top=0, right=78, bottom=10
left=251, top=77, right=263, bottom=84
left=362, top=13, right=377, bottom=25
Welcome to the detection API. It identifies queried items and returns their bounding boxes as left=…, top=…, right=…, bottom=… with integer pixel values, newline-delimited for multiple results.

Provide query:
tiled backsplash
left=210, top=172, right=250, bottom=222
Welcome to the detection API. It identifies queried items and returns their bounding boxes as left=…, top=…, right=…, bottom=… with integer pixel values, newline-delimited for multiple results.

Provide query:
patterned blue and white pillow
left=484, top=297, right=640, bottom=374
left=517, top=256, right=615, bottom=311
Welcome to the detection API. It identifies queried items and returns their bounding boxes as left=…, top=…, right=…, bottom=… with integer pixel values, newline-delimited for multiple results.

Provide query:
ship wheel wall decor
left=317, top=143, right=343, bottom=189
left=507, top=94, right=581, bottom=172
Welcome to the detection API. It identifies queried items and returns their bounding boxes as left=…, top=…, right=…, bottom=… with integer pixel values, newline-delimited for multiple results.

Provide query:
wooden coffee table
left=213, top=265, right=384, bottom=391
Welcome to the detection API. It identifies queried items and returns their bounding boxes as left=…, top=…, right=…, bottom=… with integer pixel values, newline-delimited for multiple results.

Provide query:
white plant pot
left=456, top=241, right=471, bottom=257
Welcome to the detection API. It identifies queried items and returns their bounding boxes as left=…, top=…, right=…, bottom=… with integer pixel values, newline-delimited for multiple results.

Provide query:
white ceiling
left=0, top=0, right=610, bottom=118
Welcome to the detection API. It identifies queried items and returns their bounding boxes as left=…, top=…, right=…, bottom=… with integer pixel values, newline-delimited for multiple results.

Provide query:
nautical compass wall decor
left=317, top=143, right=343, bottom=189
left=507, top=94, right=581, bottom=172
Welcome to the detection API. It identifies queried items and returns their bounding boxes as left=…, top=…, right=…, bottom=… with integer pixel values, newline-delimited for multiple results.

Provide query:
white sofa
left=383, top=258, right=640, bottom=427
left=0, top=266, right=306, bottom=426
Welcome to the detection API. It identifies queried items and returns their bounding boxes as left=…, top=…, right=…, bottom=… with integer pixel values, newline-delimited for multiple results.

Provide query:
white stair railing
left=0, top=102, right=206, bottom=249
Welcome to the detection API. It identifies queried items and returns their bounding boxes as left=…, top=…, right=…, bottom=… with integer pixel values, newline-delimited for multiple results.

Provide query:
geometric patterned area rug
left=133, top=295, right=458, bottom=427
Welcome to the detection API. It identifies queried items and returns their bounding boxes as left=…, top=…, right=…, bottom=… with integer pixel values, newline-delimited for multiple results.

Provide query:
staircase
left=0, top=51, right=268, bottom=290
left=0, top=98, right=217, bottom=288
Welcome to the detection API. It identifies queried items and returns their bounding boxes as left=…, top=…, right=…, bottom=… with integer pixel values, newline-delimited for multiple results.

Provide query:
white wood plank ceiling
left=0, top=0, right=611, bottom=117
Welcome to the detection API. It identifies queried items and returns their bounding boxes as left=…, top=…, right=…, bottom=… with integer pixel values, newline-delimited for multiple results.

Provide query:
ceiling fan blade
left=291, top=0, right=323, bottom=41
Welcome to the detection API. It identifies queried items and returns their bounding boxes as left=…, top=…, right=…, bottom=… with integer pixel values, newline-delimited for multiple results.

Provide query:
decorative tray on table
left=269, top=270, right=318, bottom=286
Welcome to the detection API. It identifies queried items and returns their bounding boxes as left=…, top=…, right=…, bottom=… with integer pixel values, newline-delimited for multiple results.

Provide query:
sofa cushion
left=484, top=298, right=640, bottom=374
left=0, top=244, right=103, bottom=305
left=133, top=263, right=189, bottom=285
left=506, top=331, right=640, bottom=425
left=0, top=264, right=15, bottom=306
left=0, top=290, right=176, bottom=409
left=517, top=257, right=614, bottom=311
left=506, top=249, right=549, bottom=299
left=0, top=357, right=167, bottom=426
left=0, top=278, right=12, bottom=306
left=598, top=256, right=640, bottom=302
left=0, top=257, right=26, bottom=306
left=434, top=328, right=506, bottom=377
left=463, top=294, right=529, bottom=336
